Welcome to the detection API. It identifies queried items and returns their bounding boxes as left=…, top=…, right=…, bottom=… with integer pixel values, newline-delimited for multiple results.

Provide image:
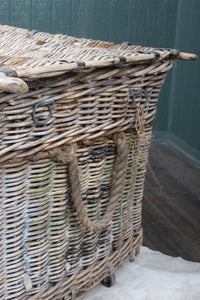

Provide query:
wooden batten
left=0, top=72, right=28, bottom=94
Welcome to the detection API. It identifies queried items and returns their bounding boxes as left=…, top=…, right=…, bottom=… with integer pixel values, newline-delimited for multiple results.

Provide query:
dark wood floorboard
left=142, top=143, right=200, bottom=262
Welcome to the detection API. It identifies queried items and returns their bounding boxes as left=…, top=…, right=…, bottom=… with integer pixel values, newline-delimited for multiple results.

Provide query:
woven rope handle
left=30, top=132, right=128, bottom=232
left=69, top=132, right=128, bottom=232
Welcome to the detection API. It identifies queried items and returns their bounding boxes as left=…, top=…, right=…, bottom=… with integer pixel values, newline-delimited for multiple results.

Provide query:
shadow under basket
left=0, top=25, right=197, bottom=300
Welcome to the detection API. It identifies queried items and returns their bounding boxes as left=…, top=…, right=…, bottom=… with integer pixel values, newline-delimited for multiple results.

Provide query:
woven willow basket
left=0, top=25, right=196, bottom=300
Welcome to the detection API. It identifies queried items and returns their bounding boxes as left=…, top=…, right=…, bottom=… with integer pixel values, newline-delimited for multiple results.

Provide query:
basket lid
left=0, top=25, right=197, bottom=82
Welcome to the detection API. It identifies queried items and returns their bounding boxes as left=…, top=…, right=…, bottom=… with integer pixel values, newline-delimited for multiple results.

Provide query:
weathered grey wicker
left=0, top=25, right=197, bottom=300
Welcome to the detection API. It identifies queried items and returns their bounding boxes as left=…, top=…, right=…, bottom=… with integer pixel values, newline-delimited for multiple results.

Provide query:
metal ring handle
left=32, top=101, right=53, bottom=125
left=130, top=89, right=149, bottom=109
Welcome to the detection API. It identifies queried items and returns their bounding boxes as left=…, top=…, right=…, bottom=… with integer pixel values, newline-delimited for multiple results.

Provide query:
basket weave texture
left=0, top=25, right=196, bottom=299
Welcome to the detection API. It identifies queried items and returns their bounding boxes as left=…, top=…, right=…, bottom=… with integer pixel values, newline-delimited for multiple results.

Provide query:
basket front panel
left=0, top=130, right=151, bottom=299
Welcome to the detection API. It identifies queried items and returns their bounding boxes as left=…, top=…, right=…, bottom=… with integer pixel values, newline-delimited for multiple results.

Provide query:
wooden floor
left=142, top=143, right=200, bottom=262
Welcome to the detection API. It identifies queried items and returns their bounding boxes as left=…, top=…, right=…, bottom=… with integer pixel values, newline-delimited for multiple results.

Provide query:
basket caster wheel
left=101, top=274, right=116, bottom=288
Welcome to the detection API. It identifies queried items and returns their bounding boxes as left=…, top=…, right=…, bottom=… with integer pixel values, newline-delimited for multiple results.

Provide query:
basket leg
left=129, top=244, right=141, bottom=262
left=135, top=246, right=140, bottom=256
left=129, top=252, right=135, bottom=262
left=101, top=273, right=116, bottom=288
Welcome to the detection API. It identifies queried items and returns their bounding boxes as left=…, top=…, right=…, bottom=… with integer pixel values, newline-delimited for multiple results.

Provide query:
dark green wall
left=0, top=0, right=199, bottom=161
left=169, top=0, right=200, bottom=158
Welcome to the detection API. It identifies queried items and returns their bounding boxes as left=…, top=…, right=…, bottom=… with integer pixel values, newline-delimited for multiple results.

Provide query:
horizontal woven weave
left=0, top=60, right=171, bottom=163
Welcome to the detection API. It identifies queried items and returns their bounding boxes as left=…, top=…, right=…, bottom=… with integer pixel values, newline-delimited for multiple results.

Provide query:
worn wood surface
left=143, top=143, right=200, bottom=262
left=0, top=73, right=28, bottom=94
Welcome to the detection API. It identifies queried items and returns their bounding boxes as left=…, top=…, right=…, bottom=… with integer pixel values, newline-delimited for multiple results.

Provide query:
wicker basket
left=0, top=25, right=196, bottom=300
